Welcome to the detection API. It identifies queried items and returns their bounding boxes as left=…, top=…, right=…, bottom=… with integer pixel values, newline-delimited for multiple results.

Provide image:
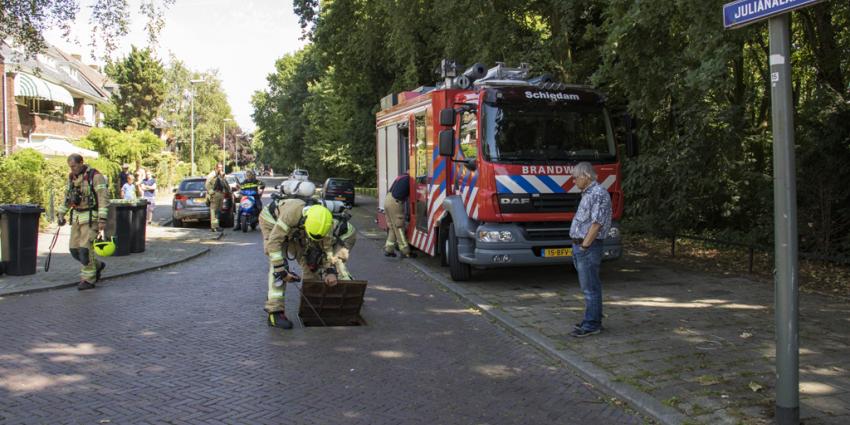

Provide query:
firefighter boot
left=95, top=261, right=106, bottom=282
left=78, top=280, right=96, bottom=291
left=267, top=312, right=293, bottom=329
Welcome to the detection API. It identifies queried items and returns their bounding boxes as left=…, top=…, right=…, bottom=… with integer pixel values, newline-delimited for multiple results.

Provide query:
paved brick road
left=345, top=197, right=850, bottom=425
left=0, top=218, right=640, bottom=424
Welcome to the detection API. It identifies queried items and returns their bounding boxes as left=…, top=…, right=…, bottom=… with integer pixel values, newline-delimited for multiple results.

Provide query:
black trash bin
left=130, top=199, right=148, bottom=253
left=106, top=200, right=134, bottom=257
left=0, top=204, right=44, bottom=276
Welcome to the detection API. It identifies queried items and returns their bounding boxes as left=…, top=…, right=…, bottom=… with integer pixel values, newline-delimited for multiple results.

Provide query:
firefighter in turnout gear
left=56, top=154, right=110, bottom=290
left=384, top=172, right=414, bottom=258
left=205, top=163, right=230, bottom=232
left=258, top=198, right=341, bottom=329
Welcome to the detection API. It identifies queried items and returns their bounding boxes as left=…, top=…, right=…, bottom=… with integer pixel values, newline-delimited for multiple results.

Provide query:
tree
left=105, top=46, right=167, bottom=131
left=252, top=47, right=321, bottom=174
left=158, top=58, right=238, bottom=172
left=0, top=0, right=174, bottom=59
left=77, top=127, right=165, bottom=166
left=271, top=0, right=850, bottom=255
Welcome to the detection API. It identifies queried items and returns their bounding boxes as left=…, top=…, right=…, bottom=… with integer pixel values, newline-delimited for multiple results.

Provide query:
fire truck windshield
left=481, top=103, right=616, bottom=163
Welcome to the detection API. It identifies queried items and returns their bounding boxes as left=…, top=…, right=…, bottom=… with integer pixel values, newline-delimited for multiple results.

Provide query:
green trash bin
left=0, top=204, right=45, bottom=276
left=130, top=199, right=148, bottom=253
left=107, top=200, right=134, bottom=257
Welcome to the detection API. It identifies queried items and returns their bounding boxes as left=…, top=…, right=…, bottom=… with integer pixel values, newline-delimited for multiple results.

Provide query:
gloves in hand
left=272, top=269, right=300, bottom=287
left=323, top=273, right=338, bottom=287
left=57, top=216, right=66, bottom=226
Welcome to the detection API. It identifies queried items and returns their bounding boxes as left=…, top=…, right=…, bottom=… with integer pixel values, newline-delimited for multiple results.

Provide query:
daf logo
left=501, top=197, right=530, bottom=205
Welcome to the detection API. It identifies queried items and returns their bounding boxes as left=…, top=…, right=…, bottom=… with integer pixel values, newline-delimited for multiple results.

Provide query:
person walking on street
left=205, top=163, right=230, bottom=232
left=140, top=171, right=157, bottom=224
left=56, top=154, right=110, bottom=290
left=121, top=174, right=138, bottom=200
left=258, top=198, right=340, bottom=329
left=383, top=171, right=415, bottom=258
left=569, top=162, right=612, bottom=338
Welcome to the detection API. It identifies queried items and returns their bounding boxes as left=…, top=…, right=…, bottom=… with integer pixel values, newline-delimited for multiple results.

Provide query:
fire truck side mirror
left=439, top=130, right=455, bottom=157
left=439, top=108, right=456, bottom=127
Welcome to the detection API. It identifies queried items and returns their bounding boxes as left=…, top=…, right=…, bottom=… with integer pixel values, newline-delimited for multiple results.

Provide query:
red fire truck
left=376, top=60, right=638, bottom=281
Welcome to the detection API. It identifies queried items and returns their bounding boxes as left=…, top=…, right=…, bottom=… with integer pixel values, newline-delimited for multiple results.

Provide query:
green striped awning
left=14, top=73, right=75, bottom=107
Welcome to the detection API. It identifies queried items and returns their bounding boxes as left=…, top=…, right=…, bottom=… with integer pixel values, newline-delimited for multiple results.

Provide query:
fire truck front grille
left=531, top=194, right=581, bottom=212
left=520, top=222, right=572, bottom=241
left=498, top=193, right=581, bottom=214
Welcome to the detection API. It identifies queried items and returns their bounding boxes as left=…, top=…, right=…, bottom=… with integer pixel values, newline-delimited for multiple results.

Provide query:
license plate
left=194, top=197, right=206, bottom=203
left=543, top=247, right=572, bottom=257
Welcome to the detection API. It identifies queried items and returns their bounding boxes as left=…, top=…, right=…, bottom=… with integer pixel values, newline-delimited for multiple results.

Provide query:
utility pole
left=722, top=1, right=817, bottom=423
left=769, top=15, right=799, bottom=425
left=222, top=118, right=232, bottom=174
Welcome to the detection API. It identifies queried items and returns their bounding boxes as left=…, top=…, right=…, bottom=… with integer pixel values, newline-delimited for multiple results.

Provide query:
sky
left=47, top=0, right=309, bottom=132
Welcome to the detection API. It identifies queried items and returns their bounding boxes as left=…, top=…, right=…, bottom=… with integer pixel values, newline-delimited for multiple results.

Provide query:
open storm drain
left=297, top=280, right=368, bottom=327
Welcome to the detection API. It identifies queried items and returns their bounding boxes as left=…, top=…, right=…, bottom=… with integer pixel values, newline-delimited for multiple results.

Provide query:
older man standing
left=569, top=162, right=612, bottom=338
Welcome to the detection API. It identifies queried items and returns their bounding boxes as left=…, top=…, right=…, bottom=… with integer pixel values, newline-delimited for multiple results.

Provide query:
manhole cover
left=298, top=279, right=368, bottom=327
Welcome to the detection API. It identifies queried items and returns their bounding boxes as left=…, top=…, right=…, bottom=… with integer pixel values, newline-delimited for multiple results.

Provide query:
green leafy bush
left=0, top=149, right=46, bottom=206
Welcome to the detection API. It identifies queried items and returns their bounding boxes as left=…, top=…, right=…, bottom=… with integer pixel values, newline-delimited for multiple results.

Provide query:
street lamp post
left=189, top=78, right=205, bottom=175
left=222, top=118, right=233, bottom=174
left=235, top=132, right=243, bottom=170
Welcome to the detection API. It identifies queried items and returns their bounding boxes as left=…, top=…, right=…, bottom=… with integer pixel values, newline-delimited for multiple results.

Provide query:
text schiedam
left=524, top=91, right=580, bottom=101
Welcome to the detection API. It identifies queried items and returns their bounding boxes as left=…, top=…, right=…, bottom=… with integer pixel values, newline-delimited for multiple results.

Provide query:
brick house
left=1, top=41, right=112, bottom=157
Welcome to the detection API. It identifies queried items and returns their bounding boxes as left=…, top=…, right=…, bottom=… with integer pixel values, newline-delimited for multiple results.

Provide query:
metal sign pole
left=768, top=14, right=799, bottom=425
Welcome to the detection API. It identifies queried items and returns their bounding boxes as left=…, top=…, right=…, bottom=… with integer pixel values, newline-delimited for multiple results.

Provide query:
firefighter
left=204, top=163, right=230, bottom=232
left=259, top=198, right=340, bottom=329
left=56, top=154, right=110, bottom=290
left=384, top=171, right=415, bottom=258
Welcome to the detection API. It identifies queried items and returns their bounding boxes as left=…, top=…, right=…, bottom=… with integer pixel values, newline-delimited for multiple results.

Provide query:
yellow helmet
left=304, top=205, right=333, bottom=240
left=93, top=236, right=116, bottom=257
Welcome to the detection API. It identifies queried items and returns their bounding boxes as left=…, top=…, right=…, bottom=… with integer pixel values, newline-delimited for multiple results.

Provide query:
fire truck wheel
left=439, top=225, right=449, bottom=266
left=448, top=226, right=471, bottom=281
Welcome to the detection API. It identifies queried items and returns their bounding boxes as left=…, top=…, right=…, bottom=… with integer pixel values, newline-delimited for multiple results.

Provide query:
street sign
left=723, top=0, right=824, bottom=28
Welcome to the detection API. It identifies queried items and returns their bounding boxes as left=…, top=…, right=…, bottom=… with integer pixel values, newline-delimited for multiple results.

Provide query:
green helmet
left=93, top=236, right=116, bottom=257
left=304, top=205, right=333, bottom=240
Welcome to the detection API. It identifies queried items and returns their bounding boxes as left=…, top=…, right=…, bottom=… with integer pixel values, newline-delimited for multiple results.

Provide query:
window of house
left=60, top=65, right=80, bottom=81
left=83, top=104, right=95, bottom=125
left=37, top=54, right=57, bottom=70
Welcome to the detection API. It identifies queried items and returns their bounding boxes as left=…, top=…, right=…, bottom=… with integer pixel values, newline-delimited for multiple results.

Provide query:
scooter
left=237, top=187, right=261, bottom=232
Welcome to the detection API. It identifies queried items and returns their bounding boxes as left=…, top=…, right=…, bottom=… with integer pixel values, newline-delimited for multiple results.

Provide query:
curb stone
left=0, top=248, right=210, bottom=297
left=401, top=254, right=688, bottom=425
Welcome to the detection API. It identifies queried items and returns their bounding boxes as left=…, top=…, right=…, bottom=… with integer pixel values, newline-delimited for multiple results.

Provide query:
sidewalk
left=349, top=195, right=850, bottom=425
left=0, top=223, right=219, bottom=297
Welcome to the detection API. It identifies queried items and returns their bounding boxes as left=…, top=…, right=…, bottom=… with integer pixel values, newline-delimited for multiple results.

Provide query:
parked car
left=322, top=178, right=355, bottom=206
left=290, top=169, right=309, bottom=181
left=172, top=177, right=233, bottom=228
left=231, top=171, right=247, bottom=184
